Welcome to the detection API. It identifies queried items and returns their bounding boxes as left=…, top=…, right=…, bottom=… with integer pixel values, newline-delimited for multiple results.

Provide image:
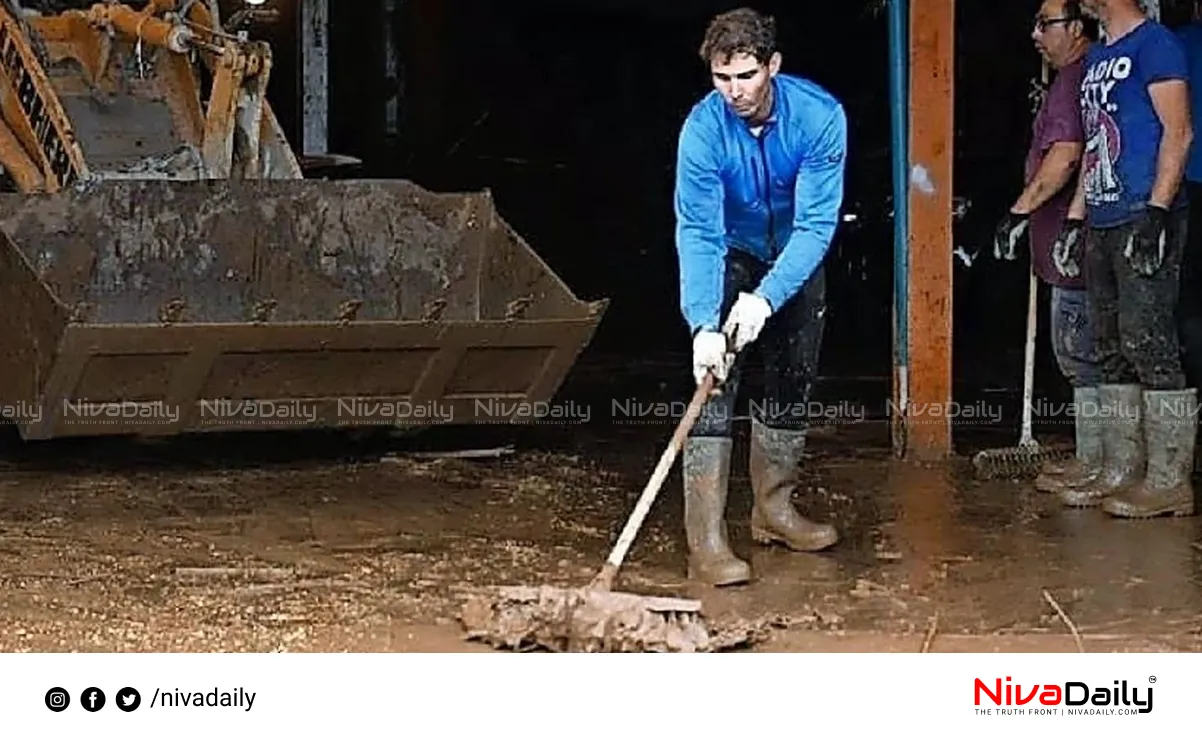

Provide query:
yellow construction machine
left=0, top=0, right=607, bottom=439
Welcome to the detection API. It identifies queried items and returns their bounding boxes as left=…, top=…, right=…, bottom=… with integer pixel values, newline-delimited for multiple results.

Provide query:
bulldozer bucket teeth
left=0, top=179, right=608, bottom=439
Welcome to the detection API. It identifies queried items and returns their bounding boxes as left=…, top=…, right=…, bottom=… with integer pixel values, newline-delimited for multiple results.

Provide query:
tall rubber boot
left=1103, top=388, right=1198, bottom=518
left=1035, top=386, right=1103, bottom=492
left=1058, top=383, right=1145, bottom=508
left=682, top=436, right=752, bottom=586
left=748, top=418, right=838, bottom=551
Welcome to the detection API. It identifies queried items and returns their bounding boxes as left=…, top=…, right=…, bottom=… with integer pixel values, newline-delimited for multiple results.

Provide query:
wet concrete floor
left=0, top=384, right=1199, bottom=652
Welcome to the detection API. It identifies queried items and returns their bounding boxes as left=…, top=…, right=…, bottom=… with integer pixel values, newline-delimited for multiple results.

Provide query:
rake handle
left=1020, top=268, right=1037, bottom=447
left=1019, top=60, right=1050, bottom=448
left=590, top=372, right=716, bottom=591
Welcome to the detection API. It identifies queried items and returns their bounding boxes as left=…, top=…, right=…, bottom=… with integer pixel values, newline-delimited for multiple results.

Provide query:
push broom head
left=455, top=372, right=786, bottom=652
left=971, top=442, right=1074, bottom=480
left=459, top=585, right=763, bottom=653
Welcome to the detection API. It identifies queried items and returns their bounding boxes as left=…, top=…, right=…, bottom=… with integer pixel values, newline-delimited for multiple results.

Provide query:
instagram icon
left=45, top=687, right=70, bottom=711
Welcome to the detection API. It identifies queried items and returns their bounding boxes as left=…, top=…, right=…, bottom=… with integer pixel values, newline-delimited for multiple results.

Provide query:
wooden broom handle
left=591, top=372, right=716, bottom=590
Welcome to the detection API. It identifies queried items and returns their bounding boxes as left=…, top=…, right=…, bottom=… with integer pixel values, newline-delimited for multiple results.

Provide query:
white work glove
left=692, top=330, right=730, bottom=384
left=722, top=292, right=772, bottom=352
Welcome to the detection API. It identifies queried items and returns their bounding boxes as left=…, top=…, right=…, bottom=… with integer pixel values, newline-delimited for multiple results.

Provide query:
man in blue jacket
left=674, top=7, right=847, bottom=586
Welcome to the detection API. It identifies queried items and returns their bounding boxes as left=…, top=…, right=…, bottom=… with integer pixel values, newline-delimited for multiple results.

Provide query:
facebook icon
left=80, top=687, right=105, bottom=712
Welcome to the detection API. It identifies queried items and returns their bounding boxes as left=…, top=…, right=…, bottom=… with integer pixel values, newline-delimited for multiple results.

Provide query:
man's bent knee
left=691, top=392, right=738, bottom=438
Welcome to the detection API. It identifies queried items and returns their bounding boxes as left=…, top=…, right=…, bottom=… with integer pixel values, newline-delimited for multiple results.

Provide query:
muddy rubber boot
left=748, top=418, right=838, bottom=551
left=682, top=436, right=752, bottom=586
left=1035, top=386, right=1103, bottom=492
left=1058, top=383, right=1145, bottom=508
left=1103, top=388, right=1198, bottom=518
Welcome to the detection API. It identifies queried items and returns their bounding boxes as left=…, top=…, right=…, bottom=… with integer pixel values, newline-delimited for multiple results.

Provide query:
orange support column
left=905, top=0, right=954, bottom=460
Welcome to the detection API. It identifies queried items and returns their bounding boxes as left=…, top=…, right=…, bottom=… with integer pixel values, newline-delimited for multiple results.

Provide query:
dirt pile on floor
left=458, top=585, right=771, bottom=653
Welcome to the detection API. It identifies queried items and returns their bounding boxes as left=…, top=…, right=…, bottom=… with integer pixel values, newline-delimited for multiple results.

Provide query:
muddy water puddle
left=0, top=421, right=1199, bottom=651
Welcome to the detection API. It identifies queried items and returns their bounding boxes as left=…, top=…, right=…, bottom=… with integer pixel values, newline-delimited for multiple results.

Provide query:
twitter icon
left=116, top=687, right=141, bottom=712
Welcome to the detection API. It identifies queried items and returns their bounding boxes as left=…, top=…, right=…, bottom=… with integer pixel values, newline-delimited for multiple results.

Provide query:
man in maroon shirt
left=993, top=0, right=1099, bottom=494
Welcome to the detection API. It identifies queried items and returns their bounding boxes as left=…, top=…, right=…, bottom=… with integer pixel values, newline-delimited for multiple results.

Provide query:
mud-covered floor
left=1, top=392, right=1200, bottom=653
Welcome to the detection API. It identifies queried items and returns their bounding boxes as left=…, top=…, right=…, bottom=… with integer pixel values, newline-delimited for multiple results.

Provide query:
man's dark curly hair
left=698, top=7, right=777, bottom=66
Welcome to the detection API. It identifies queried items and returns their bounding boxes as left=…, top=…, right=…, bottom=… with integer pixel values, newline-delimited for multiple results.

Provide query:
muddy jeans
left=690, top=250, right=825, bottom=437
left=1085, top=207, right=1188, bottom=390
left=1178, top=181, right=1202, bottom=389
left=1050, top=286, right=1102, bottom=387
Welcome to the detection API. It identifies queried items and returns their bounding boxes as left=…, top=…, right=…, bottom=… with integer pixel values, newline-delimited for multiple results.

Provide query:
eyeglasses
left=1033, top=15, right=1077, bottom=32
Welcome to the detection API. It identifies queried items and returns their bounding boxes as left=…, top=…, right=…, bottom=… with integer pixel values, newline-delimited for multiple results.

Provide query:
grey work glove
left=1123, top=205, right=1168, bottom=277
left=992, top=211, right=1030, bottom=261
left=1052, top=217, right=1084, bottom=278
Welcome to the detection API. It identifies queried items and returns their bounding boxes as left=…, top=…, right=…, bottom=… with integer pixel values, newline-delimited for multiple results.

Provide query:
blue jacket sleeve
left=674, top=114, right=727, bottom=335
left=755, top=104, right=848, bottom=311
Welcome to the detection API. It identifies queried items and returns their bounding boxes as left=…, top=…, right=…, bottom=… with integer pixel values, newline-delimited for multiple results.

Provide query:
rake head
left=971, top=442, right=1074, bottom=480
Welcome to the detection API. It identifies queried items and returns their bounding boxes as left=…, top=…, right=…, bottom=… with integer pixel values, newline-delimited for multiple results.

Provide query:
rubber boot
left=1035, top=386, right=1103, bottom=492
left=1058, top=383, right=1144, bottom=508
left=748, top=418, right=838, bottom=551
left=1103, top=388, right=1198, bottom=518
left=682, top=436, right=752, bottom=586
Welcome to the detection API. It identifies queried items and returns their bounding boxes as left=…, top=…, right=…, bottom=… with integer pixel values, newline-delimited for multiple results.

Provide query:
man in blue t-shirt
left=1053, top=0, right=1196, bottom=518
left=1176, top=1, right=1202, bottom=470
left=673, top=8, right=847, bottom=586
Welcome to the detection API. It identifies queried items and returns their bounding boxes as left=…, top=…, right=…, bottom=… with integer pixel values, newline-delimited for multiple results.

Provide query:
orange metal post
left=905, top=0, right=954, bottom=460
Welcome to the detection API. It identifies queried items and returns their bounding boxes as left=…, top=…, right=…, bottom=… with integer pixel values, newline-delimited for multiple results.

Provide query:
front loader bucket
left=0, top=179, right=608, bottom=440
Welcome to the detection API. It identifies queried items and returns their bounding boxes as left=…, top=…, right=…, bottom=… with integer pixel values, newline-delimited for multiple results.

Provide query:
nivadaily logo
left=974, top=676, right=1154, bottom=715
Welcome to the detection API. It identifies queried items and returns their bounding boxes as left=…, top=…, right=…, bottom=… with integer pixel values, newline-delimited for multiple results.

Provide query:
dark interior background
left=233, top=0, right=1199, bottom=422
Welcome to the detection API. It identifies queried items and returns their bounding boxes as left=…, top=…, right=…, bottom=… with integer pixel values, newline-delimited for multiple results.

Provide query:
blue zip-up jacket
left=674, top=73, right=847, bottom=335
